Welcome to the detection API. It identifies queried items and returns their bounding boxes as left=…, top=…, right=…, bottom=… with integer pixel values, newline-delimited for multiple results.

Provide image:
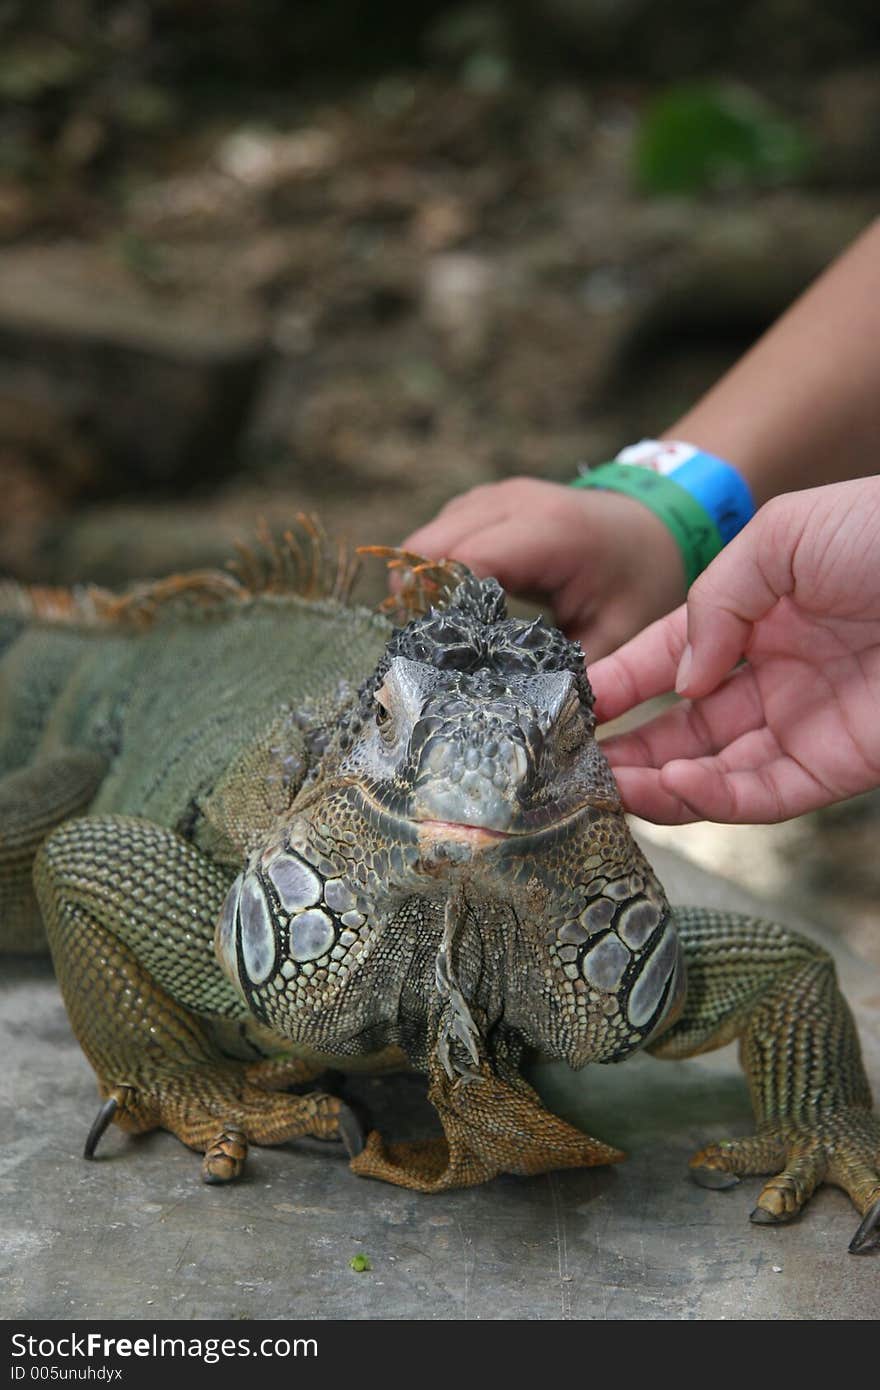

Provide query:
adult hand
left=402, top=477, right=685, bottom=660
left=590, top=478, right=880, bottom=824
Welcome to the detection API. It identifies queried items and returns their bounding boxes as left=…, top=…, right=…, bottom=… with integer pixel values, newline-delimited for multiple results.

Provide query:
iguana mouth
left=350, top=782, right=618, bottom=850
left=416, top=819, right=513, bottom=847
left=410, top=799, right=620, bottom=846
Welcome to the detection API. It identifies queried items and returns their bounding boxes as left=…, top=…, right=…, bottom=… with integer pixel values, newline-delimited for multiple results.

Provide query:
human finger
left=677, top=497, right=802, bottom=697
left=599, top=664, right=764, bottom=768
left=402, top=488, right=515, bottom=561
left=438, top=518, right=580, bottom=598
left=658, top=753, right=833, bottom=824
left=588, top=606, right=688, bottom=724
left=608, top=766, right=708, bottom=824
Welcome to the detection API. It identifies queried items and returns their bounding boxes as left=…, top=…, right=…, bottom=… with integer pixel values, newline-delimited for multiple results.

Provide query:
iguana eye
left=374, top=688, right=394, bottom=737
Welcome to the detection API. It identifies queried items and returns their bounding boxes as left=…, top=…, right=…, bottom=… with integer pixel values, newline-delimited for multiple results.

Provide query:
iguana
left=1, top=528, right=878, bottom=1254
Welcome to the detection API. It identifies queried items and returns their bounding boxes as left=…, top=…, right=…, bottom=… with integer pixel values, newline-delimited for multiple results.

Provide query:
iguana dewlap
left=0, top=536, right=877, bottom=1252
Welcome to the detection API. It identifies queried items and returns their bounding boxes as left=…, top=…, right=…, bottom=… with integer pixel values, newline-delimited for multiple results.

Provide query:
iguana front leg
left=35, top=815, right=361, bottom=1181
left=651, top=908, right=880, bottom=1253
left=0, top=750, right=106, bottom=952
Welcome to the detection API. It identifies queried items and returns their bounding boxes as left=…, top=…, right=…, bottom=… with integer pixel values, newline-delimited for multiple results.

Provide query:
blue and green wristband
left=571, top=440, right=755, bottom=588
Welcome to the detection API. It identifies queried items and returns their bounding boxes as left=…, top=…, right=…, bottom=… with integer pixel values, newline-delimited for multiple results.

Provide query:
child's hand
left=591, top=478, right=880, bottom=823
left=403, top=477, right=687, bottom=660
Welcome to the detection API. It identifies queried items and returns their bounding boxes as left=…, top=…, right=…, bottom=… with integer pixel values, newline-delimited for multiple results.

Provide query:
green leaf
left=634, top=85, right=811, bottom=196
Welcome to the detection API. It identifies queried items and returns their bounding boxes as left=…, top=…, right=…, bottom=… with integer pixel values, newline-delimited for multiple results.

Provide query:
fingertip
left=679, top=606, right=753, bottom=698
left=588, top=657, right=640, bottom=727
left=399, top=524, right=441, bottom=558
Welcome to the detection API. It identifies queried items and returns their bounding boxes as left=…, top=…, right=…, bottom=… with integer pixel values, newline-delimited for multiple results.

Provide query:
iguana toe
left=81, top=1062, right=353, bottom=1182
left=749, top=1147, right=826, bottom=1224
left=202, top=1128, right=248, bottom=1183
left=690, top=1108, right=880, bottom=1249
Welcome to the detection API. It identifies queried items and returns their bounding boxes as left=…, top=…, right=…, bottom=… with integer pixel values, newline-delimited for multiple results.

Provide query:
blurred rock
left=632, top=193, right=878, bottom=332
left=423, top=251, right=498, bottom=369
left=411, top=194, right=474, bottom=251
left=9, top=502, right=246, bottom=587
left=0, top=182, right=34, bottom=241
left=814, top=67, right=880, bottom=186
left=128, top=171, right=253, bottom=239
left=216, top=126, right=340, bottom=190
left=0, top=242, right=269, bottom=494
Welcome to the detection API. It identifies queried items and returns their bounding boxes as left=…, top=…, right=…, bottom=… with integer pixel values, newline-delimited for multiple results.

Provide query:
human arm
left=403, top=218, right=880, bottom=657
left=666, top=216, right=880, bottom=507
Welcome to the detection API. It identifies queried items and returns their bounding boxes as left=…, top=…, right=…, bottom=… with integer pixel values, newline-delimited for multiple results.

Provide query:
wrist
left=572, top=439, right=755, bottom=588
left=658, top=414, right=778, bottom=510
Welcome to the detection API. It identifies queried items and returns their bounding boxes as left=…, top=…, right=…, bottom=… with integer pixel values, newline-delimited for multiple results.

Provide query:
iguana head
left=216, top=571, right=685, bottom=1074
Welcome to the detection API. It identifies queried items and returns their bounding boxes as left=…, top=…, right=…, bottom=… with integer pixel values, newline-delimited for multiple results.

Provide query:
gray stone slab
left=2, top=840, right=878, bottom=1321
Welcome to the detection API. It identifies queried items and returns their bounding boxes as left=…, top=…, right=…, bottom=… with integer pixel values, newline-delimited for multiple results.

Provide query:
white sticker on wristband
left=615, top=439, right=699, bottom=474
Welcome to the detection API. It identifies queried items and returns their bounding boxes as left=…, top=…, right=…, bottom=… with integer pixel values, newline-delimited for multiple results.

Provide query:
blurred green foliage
left=634, top=84, right=812, bottom=194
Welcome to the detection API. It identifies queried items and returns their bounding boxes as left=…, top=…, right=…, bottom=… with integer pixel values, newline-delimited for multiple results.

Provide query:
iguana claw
left=83, top=1095, right=119, bottom=1160
left=84, top=1086, right=136, bottom=1160
left=689, top=1164, right=739, bottom=1191
left=337, top=1101, right=366, bottom=1158
left=748, top=1205, right=786, bottom=1226
left=849, top=1197, right=880, bottom=1255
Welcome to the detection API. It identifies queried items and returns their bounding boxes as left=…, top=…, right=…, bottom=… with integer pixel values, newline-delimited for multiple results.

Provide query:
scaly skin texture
left=1, top=543, right=878, bottom=1250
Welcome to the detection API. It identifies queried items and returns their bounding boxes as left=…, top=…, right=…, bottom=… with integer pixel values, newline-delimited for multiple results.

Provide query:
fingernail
left=675, top=644, right=693, bottom=695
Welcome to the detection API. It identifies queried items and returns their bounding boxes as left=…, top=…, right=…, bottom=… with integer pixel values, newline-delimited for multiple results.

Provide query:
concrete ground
left=2, top=840, right=878, bottom=1321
